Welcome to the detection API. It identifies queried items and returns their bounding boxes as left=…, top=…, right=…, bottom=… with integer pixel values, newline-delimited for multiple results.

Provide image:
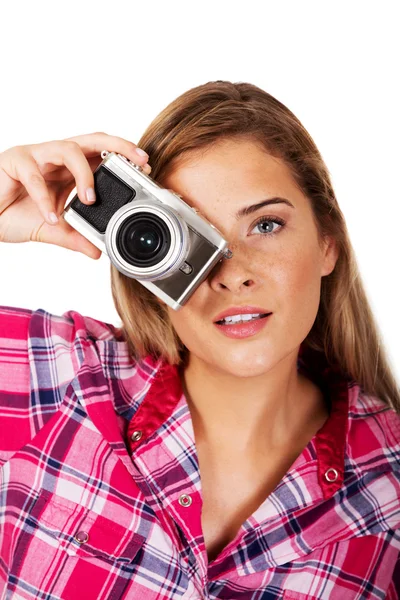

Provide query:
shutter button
left=131, top=430, right=143, bottom=442
left=74, top=530, right=89, bottom=544
left=179, top=494, right=192, bottom=507
left=325, top=468, right=339, bottom=482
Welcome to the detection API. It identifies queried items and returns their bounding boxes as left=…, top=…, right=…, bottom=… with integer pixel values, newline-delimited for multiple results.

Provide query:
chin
left=210, top=352, right=275, bottom=378
left=221, top=363, right=271, bottom=379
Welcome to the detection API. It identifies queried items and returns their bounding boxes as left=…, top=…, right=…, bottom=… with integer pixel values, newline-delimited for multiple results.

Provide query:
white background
left=0, top=1, right=398, bottom=382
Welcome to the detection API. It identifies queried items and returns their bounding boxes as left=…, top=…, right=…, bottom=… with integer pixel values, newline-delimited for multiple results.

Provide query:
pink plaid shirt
left=0, top=304, right=399, bottom=599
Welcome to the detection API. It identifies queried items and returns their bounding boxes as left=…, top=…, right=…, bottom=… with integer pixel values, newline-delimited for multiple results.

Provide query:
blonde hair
left=110, top=80, right=400, bottom=414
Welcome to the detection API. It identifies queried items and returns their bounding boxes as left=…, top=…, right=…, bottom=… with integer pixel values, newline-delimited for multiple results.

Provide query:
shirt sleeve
left=0, top=305, right=86, bottom=466
left=0, top=304, right=130, bottom=467
left=0, top=305, right=33, bottom=465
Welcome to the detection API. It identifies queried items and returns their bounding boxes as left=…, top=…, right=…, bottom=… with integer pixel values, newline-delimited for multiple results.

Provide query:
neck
left=179, top=348, right=327, bottom=456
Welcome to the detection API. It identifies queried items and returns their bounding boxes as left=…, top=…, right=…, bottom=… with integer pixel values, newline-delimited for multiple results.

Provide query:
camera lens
left=116, top=212, right=171, bottom=267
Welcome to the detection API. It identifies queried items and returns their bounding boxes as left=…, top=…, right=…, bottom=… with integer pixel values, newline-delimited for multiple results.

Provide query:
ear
left=320, top=235, right=339, bottom=277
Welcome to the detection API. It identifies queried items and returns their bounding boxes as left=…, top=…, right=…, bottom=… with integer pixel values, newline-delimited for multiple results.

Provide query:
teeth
left=218, top=313, right=265, bottom=325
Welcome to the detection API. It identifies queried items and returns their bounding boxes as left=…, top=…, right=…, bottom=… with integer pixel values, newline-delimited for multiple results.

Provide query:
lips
left=212, top=305, right=273, bottom=323
left=213, top=313, right=272, bottom=338
left=216, top=313, right=270, bottom=325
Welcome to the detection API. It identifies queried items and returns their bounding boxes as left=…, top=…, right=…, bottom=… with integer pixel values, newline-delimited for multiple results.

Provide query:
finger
left=85, top=154, right=152, bottom=176
left=9, top=150, right=59, bottom=226
left=66, top=230, right=103, bottom=259
left=63, top=132, right=150, bottom=166
left=142, top=163, right=152, bottom=175
left=47, top=155, right=152, bottom=217
left=85, top=153, right=152, bottom=176
left=31, top=140, right=98, bottom=207
left=35, top=215, right=103, bottom=260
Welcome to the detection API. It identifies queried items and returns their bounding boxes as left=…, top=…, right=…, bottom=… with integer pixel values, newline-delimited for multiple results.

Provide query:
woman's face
left=160, top=137, right=338, bottom=377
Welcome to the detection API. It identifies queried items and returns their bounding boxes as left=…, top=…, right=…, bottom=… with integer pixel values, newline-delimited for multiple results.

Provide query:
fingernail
left=48, top=212, right=59, bottom=224
left=136, top=147, right=148, bottom=158
left=86, top=187, right=96, bottom=203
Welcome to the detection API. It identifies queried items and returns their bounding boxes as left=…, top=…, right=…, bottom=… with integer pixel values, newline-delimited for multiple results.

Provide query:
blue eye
left=250, top=216, right=286, bottom=237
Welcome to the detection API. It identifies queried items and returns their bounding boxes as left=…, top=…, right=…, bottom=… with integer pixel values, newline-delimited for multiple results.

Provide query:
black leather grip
left=69, top=165, right=136, bottom=234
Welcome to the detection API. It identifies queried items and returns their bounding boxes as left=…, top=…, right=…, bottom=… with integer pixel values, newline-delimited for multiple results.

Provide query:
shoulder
left=0, top=303, right=120, bottom=348
left=336, top=381, right=400, bottom=533
left=0, top=304, right=123, bottom=385
left=0, top=304, right=161, bottom=427
left=0, top=305, right=159, bottom=462
left=0, top=304, right=33, bottom=355
left=346, top=381, right=400, bottom=472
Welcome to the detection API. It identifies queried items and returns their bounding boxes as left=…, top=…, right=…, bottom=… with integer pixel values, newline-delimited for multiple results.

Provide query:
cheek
left=277, top=243, right=323, bottom=330
left=255, top=236, right=321, bottom=294
left=168, top=310, right=214, bottom=355
left=167, top=305, right=202, bottom=335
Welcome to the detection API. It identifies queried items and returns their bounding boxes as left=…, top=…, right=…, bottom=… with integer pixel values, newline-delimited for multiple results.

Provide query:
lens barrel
left=106, top=200, right=190, bottom=281
left=116, top=212, right=171, bottom=267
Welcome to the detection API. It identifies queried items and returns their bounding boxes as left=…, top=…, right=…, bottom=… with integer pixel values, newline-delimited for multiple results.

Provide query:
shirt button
left=131, top=430, right=143, bottom=442
left=325, top=467, right=339, bottom=482
left=74, top=530, right=89, bottom=544
left=179, top=493, right=192, bottom=507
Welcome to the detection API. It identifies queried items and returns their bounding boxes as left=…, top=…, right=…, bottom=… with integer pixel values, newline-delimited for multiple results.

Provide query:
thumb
left=38, top=217, right=102, bottom=260
left=67, top=229, right=103, bottom=260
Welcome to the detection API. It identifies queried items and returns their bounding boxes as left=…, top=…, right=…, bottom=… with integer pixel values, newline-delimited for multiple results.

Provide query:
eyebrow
left=235, top=197, right=295, bottom=219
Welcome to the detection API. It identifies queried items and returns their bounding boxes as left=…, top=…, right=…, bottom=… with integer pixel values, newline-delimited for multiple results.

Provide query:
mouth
left=213, top=313, right=273, bottom=339
left=214, top=312, right=272, bottom=325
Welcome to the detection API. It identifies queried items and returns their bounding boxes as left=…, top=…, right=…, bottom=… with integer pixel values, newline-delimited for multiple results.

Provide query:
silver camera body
left=62, top=151, right=232, bottom=310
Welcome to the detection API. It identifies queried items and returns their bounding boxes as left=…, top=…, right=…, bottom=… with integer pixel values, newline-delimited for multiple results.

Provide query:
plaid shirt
left=0, top=305, right=399, bottom=600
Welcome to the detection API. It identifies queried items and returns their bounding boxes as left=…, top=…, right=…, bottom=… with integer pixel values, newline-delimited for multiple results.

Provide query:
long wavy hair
left=110, top=80, right=400, bottom=414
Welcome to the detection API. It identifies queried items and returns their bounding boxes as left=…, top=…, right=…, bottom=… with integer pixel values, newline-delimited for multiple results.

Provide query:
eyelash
left=250, top=215, right=286, bottom=237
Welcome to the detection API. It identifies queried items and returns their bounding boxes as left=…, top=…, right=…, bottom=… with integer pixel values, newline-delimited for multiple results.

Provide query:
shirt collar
left=48, top=307, right=368, bottom=505
left=126, top=341, right=352, bottom=500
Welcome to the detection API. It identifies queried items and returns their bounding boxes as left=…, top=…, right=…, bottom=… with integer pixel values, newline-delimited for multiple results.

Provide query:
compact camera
left=62, top=151, right=233, bottom=310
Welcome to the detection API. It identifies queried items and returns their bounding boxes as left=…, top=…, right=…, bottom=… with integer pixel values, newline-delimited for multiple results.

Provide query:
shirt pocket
left=22, top=489, right=146, bottom=565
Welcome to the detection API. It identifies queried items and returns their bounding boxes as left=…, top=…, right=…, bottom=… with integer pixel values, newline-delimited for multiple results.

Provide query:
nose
left=208, top=244, right=257, bottom=293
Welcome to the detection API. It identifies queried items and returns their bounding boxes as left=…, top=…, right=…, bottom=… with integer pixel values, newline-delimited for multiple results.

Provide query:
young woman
left=0, top=81, right=399, bottom=599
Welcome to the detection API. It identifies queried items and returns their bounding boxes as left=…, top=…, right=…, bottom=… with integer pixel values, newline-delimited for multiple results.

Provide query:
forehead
left=161, top=138, right=305, bottom=213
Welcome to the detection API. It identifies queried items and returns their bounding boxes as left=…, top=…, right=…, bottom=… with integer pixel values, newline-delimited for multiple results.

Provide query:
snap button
left=74, top=530, right=89, bottom=544
left=325, top=468, right=339, bottom=482
left=178, top=493, right=192, bottom=507
left=131, top=430, right=143, bottom=442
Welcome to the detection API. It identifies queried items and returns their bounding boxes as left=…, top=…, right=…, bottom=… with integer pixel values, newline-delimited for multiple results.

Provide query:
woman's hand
left=0, top=132, right=151, bottom=259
